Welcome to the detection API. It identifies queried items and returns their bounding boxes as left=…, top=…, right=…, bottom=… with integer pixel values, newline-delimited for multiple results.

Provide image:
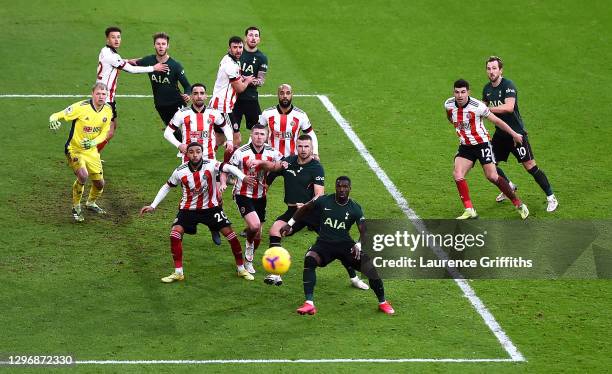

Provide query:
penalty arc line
left=317, top=94, right=526, bottom=363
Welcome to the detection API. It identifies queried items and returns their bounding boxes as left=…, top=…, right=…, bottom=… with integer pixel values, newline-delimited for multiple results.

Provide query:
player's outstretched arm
left=486, top=113, right=523, bottom=145
left=280, top=199, right=317, bottom=236
left=141, top=183, right=173, bottom=216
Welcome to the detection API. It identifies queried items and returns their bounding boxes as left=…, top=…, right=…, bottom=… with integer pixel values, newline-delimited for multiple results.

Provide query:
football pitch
left=1, top=0, right=611, bottom=373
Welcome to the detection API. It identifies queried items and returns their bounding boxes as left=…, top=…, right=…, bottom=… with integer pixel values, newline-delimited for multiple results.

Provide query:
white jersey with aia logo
left=444, top=97, right=491, bottom=145
left=260, top=105, right=317, bottom=157
left=167, top=160, right=222, bottom=210
left=169, top=106, right=225, bottom=161
left=230, top=143, right=283, bottom=199
left=209, top=54, right=241, bottom=113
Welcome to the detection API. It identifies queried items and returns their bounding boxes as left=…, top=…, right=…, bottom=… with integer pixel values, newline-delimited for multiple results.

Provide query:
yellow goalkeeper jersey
left=50, top=99, right=112, bottom=154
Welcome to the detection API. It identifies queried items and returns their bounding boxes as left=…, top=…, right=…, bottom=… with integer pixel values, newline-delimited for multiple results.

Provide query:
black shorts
left=492, top=133, right=534, bottom=163
left=309, top=239, right=356, bottom=268
left=235, top=195, right=267, bottom=222
left=109, top=101, right=117, bottom=120
left=155, top=103, right=184, bottom=126
left=173, top=206, right=231, bottom=235
left=455, top=142, right=496, bottom=165
left=276, top=206, right=320, bottom=235
left=213, top=112, right=236, bottom=134
left=232, top=99, right=262, bottom=130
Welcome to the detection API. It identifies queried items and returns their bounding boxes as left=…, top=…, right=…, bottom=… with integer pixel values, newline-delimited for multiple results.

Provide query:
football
left=261, top=247, right=291, bottom=275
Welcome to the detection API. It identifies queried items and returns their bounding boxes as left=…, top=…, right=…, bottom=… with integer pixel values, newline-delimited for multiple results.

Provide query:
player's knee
left=93, top=179, right=105, bottom=189
left=523, top=159, right=536, bottom=170
left=485, top=172, right=498, bottom=183
left=171, top=226, right=184, bottom=236
left=453, top=169, right=465, bottom=181
left=304, top=254, right=319, bottom=269
left=76, top=169, right=88, bottom=184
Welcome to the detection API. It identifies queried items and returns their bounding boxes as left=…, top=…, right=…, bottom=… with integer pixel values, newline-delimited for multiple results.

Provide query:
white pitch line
left=0, top=93, right=316, bottom=98
left=71, top=358, right=518, bottom=365
left=317, top=94, right=526, bottom=363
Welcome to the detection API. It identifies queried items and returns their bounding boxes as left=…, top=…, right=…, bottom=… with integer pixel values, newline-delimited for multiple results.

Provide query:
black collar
left=276, top=104, right=293, bottom=114
left=188, top=159, right=204, bottom=172
left=249, top=143, right=264, bottom=154
left=455, top=96, right=471, bottom=109
left=191, top=105, right=205, bottom=113
left=106, top=44, right=118, bottom=53
left=227, top=52, right=238, bottom=62
left=89, top=99, right=104, bottom=113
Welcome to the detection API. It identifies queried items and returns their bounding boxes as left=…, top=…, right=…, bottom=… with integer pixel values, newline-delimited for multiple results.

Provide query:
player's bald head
left=278, top=84, right=292, bottom=93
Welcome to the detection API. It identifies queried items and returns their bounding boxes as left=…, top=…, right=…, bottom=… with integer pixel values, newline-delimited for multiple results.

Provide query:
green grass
left=1, top=0, right=611, bottom=373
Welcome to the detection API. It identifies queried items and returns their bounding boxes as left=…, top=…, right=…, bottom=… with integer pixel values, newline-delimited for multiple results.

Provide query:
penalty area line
left=317, top=94, right=526, bottom=363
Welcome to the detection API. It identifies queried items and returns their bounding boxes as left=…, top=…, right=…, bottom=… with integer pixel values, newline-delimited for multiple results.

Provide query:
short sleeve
left=229, top=148, right=241, bottom=167
left=168, top=169, right=180, bottom=186
left=102, top=50, right=125, bottom=68
left=223, top=60, right=240, bottom=80
left=313, top=164, right=325, bottom=186
left=504, top=81, right=517, bottom=99
left=260, top=54, right=268, bottom=72
left=300, top=113, right=312, bottom=131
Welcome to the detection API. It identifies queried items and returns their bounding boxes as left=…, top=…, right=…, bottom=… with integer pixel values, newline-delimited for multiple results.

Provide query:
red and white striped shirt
left=168, top=160, right=222, bottom=210
left=209, top=54, right=241, bottom=113
left=230, top=143, right=283, bottom=199
left=444, top=97, right=491, bottom=145
left=96, top=46, right=154, bottom=103
left=260, top=105, right=316, bottom=157
left=169, top=106, right=224, bottom=161
left=97, top=46, right=124, bottom=103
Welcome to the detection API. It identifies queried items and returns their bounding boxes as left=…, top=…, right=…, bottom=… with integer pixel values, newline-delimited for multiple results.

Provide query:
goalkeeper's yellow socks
left=72, top=180, right=84, bottom=207
left=86, top=184, right=104, bottom=204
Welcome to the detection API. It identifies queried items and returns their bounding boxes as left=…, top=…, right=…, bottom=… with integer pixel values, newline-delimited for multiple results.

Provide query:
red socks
left=224, top=231, right=244, bottom=266
left=170, top=230, right=183, bottom=268
left=494, top=176, right=521, bottom=207
left=455, top=179, right=473, bottom=209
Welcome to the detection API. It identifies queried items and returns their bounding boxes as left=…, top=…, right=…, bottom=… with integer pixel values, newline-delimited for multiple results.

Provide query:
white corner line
left=69, top=358, right=519, bottom=365
left=317, top=94, right=526, bottom=363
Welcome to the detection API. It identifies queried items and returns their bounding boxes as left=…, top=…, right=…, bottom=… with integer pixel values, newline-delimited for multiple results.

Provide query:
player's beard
left=279, top=99, right=292, bottom=108
left=189, top=158, right=203, bottom=170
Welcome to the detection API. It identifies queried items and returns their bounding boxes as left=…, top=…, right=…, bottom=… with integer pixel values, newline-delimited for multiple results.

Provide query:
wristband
left=287, top=218, right=295, bottom=226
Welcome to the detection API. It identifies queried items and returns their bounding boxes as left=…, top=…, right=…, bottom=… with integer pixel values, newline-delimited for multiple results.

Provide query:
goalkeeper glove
left=81, top=138, right=98, bottom=150
left=49, top=116, right=61, bottom=131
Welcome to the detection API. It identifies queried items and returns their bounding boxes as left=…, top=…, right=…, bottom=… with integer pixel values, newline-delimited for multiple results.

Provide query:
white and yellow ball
left=261, top=247, right=291, bottom=275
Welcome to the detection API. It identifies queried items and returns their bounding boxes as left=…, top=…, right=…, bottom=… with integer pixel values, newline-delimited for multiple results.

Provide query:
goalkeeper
left=48, top=82, right=114, bottom=222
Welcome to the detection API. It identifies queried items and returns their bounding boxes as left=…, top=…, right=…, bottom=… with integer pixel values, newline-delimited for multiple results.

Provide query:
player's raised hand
left=181, top=93, right=190, bottom=103
left=140, top=206, right=155, bottom=216
left=153, top=63, right=169, bottom=73
left=225, top=141, right=234, bottom=155
left=49, top=116, right=61, bottom=131
left=178, top=144, right=187, bottom=154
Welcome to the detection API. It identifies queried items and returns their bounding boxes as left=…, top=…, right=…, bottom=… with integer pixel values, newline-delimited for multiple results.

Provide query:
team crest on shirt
left=465, top=113, right=472, bottom=120
left=102, top=117, right=108, bottom=123
left=72, top=157, right=79, bottom=162
left=291, top=119, right=298, bottom=127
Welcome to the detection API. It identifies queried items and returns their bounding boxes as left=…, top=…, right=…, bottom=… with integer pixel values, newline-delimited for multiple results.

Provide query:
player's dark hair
left=336, top=176, right=352, bottom=186
left=251, top=124, right=266, bottom=131
left=297, top=134, right=312, bottom=142
left=191, top=83, right=206, bottom=91
left=454, top=79, right=470, bottom=90
left=486, top=56, right=503, bottom=69
left=187, top=142, right=203, bottom=151
left=245, top=26, right=260, bottom=36
left=228, top=36, right=243, bottom=46
left=105, top=26, right=121, bottom=37
left=153, top=32, right=170, bottom=43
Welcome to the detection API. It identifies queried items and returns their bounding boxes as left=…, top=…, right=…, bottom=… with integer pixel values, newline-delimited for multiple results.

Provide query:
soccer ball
left=262, top=247, right=291, bottom=275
